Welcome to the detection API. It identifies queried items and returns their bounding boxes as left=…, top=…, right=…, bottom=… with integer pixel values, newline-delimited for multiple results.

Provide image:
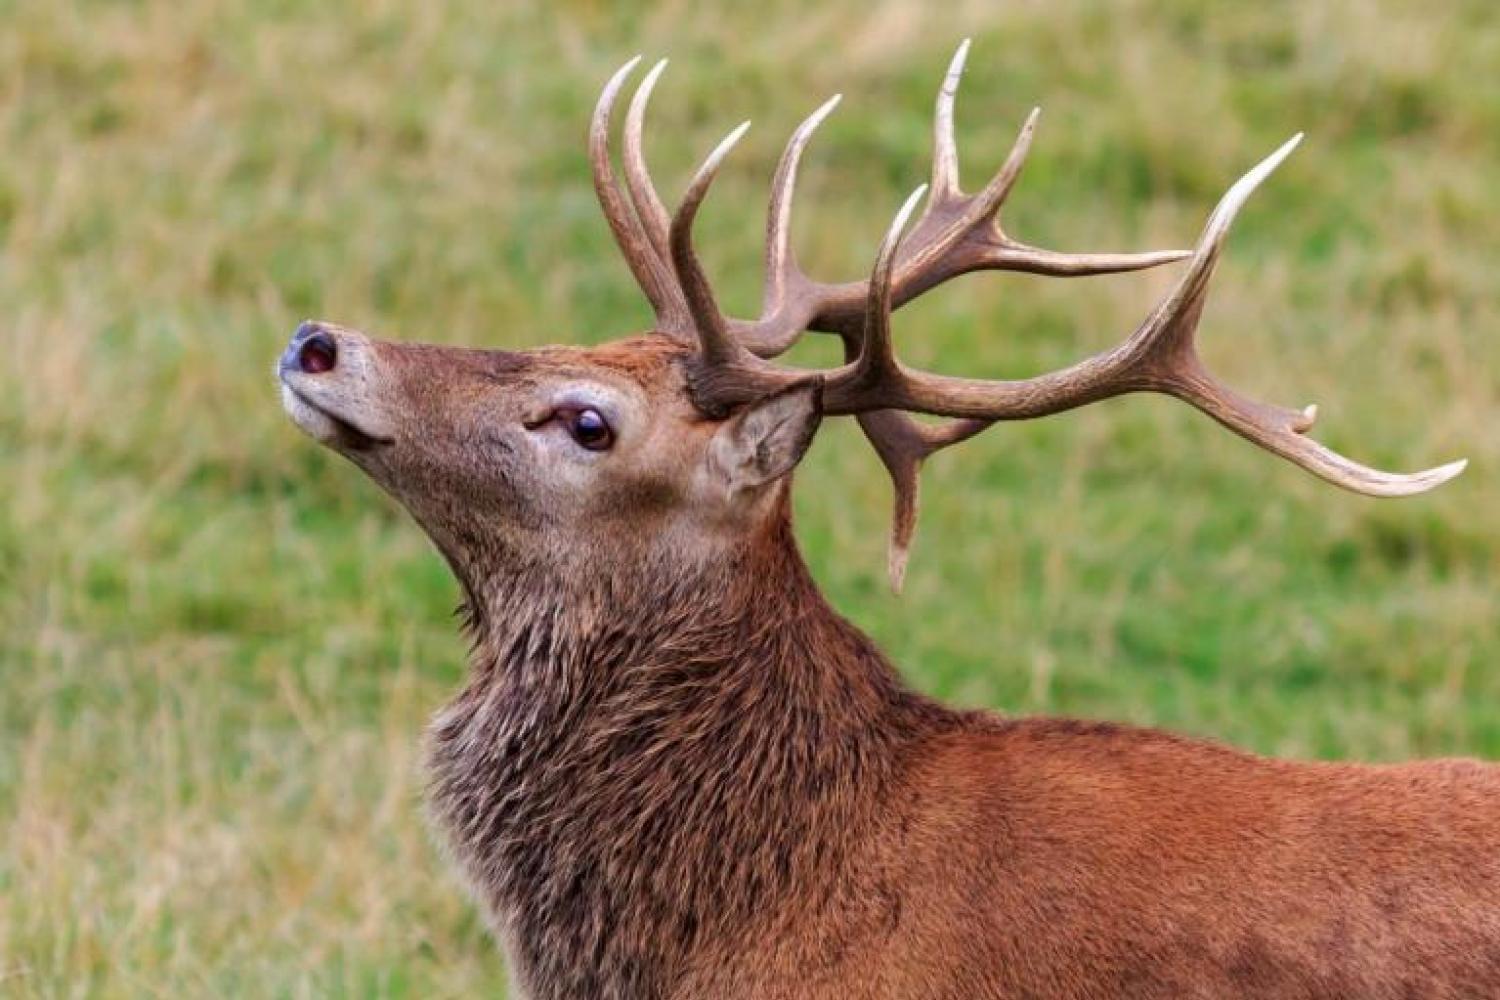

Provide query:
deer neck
left=423, top=496, right=945, bottom=996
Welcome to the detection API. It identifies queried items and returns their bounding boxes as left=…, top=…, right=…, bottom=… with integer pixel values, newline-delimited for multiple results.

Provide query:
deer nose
left=283, top=321, right=338, bottom=375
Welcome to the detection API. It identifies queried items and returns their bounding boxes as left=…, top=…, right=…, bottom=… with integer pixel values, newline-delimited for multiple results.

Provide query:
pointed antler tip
left=706, top=121, right=752, bottom=165
left=1437, top=457, right=1469, bottom=480
left=631, top=60, right=669, bottom=113
left=1322, top=453, right=1468, bottom=498
left=1198, top=135, right=1301, bottom=238
left=1015, top=107, right=1042, bottom=142
left=1391, top=457, right=1469, bottom=496
left=880, top=185, right=930, bottom=245
left=944, top=38, right=972, bottom=81
left=806, top=94, right=843, bottom=126
left=887, top=184, right=929, bottom=242
left=600, top=56, right=644, bottom=99
left=1260, top=132, right=1304, bottom=174
left=887, top=546, right=911, bottom=595
left=678, top=120, right=755, bottom=228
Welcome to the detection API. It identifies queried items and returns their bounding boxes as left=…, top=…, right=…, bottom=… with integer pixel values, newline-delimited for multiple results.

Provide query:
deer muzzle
left=278, top=321, right=396, bottom=451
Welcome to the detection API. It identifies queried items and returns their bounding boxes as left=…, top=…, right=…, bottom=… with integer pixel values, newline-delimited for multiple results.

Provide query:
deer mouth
left=280, top=383, right=393, bottom=451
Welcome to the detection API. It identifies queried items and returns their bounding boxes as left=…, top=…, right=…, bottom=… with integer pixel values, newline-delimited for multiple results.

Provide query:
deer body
left=278, top=43, right=1486, bottom=999
left=423, top=493, right=1500, bottom=999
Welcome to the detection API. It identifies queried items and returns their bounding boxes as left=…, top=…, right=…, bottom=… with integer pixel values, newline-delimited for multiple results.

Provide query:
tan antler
left=589, top=57, right=691, bottom=335
left=596, top=42, right=1192, bottom=586
left=594, top=43, right=1467, bottom=590
left=732, top=40, right=1191, bottom=355
left=595, top=44, right=1183, bottom=353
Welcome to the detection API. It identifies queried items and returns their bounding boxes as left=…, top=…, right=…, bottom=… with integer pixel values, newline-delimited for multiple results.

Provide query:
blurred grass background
left=2, top=0, right=1496, bottom=994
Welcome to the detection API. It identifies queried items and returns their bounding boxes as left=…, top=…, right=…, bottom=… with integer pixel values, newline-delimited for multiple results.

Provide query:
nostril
left=298, top=331, right=337, bottom=374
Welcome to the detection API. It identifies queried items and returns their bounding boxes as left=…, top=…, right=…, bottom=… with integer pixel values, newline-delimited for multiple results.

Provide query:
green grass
left=3, top=0, right=1498, bottom=994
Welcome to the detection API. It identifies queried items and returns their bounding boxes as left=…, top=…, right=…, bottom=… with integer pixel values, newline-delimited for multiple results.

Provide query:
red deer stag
left=279, top=42, right=1489, bottom=1000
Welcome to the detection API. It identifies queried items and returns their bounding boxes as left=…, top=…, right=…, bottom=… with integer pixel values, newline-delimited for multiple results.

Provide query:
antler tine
left=737, top=93, right=845, bottom=357
left=956, top=105, right=1037, bottom=227
left=855, top=185, right=930, bottom=381
left=1134, top=135, right=1469, bottom=497
left=1127, top=134, right=1309, bottom=366
left=954, top=108, right=1193, bottom=278
left=717, top=44, right=1092, bottom=589
left=623, top=59, right=674, bottom=265
left=591, top=58, right=691, bottom=335
left=851, top=184, right=993, bottom=590
left=924, top=37, right=1035, bottom=237
left=859, top=411, right=990, bottom=593
left=669, top=121, right=755, bottom=369
left=930, top=38, right=971, bottom=201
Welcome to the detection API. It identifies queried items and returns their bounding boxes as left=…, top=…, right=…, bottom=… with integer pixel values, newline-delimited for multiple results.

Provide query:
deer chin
left=280, top=382, right=392, bottom=452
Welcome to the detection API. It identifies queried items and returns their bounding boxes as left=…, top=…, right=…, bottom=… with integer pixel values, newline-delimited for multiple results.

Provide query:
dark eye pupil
left=569, top=408, right=612, bottom=450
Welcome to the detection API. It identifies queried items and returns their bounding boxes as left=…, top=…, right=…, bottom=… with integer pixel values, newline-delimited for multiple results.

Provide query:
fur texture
left=280, top=328, right=1500, bottom=999
left=425, top=500, right=1500, bottom=999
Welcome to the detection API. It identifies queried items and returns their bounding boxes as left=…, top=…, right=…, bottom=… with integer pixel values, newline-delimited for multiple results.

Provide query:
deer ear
left=708, top=381, right=823, bottom=493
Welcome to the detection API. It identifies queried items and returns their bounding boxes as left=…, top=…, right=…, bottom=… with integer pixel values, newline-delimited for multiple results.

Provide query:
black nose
left=283, top=321, right=338, bottom=375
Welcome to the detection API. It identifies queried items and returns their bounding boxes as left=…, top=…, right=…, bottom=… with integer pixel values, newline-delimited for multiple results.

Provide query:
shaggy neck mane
left=424, top=493, right=950, bottom=997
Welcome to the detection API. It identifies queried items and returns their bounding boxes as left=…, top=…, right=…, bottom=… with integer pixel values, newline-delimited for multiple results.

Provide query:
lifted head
left=280, top=42, right=1463, bottom=596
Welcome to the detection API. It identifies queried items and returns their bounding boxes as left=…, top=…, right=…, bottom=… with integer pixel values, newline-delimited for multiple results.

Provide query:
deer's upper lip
left=283, top=381, right=395, bottom=450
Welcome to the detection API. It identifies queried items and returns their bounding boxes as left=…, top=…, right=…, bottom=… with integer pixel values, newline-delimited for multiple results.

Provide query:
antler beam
left=686, top=137, right=1464, bottom=478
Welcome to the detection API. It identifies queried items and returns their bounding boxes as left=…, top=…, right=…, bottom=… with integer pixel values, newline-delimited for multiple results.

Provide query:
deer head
left=279, top=42, right=1465, bottom=601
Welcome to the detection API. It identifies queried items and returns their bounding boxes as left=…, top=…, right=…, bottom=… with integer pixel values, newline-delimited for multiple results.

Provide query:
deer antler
left=590, top=57, right=693, bottom=335
left=594, top=43, right=1467, bottom=591
left=731, top=40, right=1191, bottom=355
left=595, top=42, right=1192, bottom=587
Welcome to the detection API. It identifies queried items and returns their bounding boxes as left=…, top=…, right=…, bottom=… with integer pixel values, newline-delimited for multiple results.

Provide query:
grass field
left=2, top=0, right=1497, bottom=994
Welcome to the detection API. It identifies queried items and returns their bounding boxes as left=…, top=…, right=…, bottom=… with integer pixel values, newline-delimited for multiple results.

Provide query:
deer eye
left=562, top=407, right=613, bottom=451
